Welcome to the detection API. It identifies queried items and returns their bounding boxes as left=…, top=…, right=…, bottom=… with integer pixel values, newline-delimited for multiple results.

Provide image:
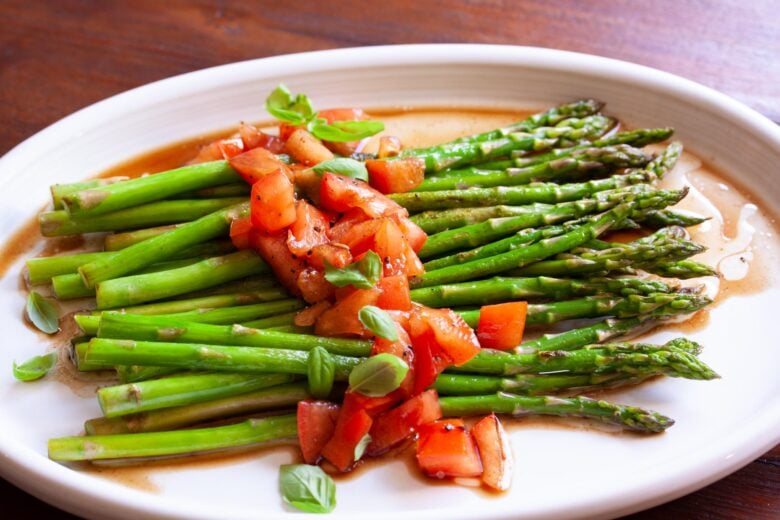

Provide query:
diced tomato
left=391, top=215, right=428, bottom=253
left=285, top=128, right=334, bottom=166
left=471, top=414, right=514, bottom=491
left=416, top=419, right=482, bottom=479
left=296, top=267, right=335, bottom=304
left=338, top=219, right=383, bottom=256
left=344, top=390, right=402, bottom=418
left=279, top=122, right=303, bottom=142
left=287, top=201, right=330, bottom=257
left=314, top=288, right=380, bottom=338
left=477, top=302, right=528, bottom=350
left=319, top=173, right=407, bottom=218
left=189, top=136, right=245, bottom=164
left=374, top=218, right=424, bottom=277
left=229, top=147, right=293, bottom=185
left=308, top=243, right=352, bottom=270
left=377, top=136, right=402, bottom=159
left=410, top=328, right=452, bottom=395
left=229, top=216, right=253, bottom=250
left=238, top=122, right=285, bottom=154
left=295, top=301, right=332, bottom=327
left=250, top=171, right=297, bottom=233
left=367, top=390, right=442, bottom=456
left=292, top=166, right=322, bottom=204
left=376, top=275, right=412, bottom=311
left=251, top=230, right=306, bottom=295
left=327, top=208, right=370, bottom=242
left=321, top=397, right=373, bottom=472
left=366, top=157, right=425, bottom=194
left=297, top=400, right=341, bottom=465
left=318, top=108, right=370, bottom=156
left=409, top=305, right=480, bottom=366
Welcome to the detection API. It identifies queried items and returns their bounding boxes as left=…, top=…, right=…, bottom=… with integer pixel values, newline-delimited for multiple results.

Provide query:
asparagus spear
left=115, top=365, right=181, bottom=384
left=439, top=393, right=673, bottom=433
left=105, top=225, right=180, bottom=250
left=639, top=209, right=710, bottom=229
left=409, top=276, right=674, bottom=307
left=61, top=160, right=240, bottom=218
left=101, top=286, right=288, bottom=315
left=85, top=382, right=310, bottom=434
left=643, top=259, right=719, bottom=279
left=95, top=250, right=270, bottom=308
left=520, top=317, right=650, bottom=351
left=414, top=144, right=652, bottom=191
left=48, top=414, right=298, bottom=461
left=98, top=372, right=295, bottom=417
left=433, top=372, right=651, bottom=396
left=39, top=198, right=246, bottom=237
left=173, top=183, right=251, bottom=199
left=79, top=202, right=249, bottom=287
left=96, top=313, right=373, bottom=357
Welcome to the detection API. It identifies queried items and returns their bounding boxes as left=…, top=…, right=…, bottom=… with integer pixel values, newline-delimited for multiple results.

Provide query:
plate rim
left=1, top=44, right=779, bottom=520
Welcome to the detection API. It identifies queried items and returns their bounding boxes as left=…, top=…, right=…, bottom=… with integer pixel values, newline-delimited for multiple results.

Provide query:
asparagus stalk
left=97, top=372, right=295, bottom=417
left=39, top=198, right=246, bottom=237
left=48, top=414, right=298, bottom=461
left=433, top=372, right=651, bottom=396
left=115, top=365, right=180, bottom=384
left=95, top=250, right=270, bottom=308
left=78, top=202, right=249, bottom=287
left=105, top=225, right=180, bottom=250
left=61, top=160, right=240, bottom=218
left=643, top=259, right=719, bottom=279
left=96, top=313, right=373, bottom=357
left=520, top=317, right=650, bottom=351
left=173, top=183, right=251, bottom=199
left=85, top=382, right=310, bottom=434
left=414, top=144, right=651, bottom=191
left=50, top=177, right=129, bottom=209
left=639, top=209, right=710, bottom=229
left=439, top=393, right=673, bottom=433
left=409, top=276, right=674, bottom=307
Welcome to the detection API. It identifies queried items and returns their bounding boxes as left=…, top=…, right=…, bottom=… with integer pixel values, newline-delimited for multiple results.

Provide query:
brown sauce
left=1, top=107, right=779, bottom=493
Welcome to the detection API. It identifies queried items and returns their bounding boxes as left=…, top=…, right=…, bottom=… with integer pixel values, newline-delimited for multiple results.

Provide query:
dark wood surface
left=1, top=1, right=777, bottom=518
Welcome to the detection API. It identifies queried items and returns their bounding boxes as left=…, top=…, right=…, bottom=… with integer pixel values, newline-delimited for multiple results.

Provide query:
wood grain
left=0, top=1, right=777, bottom=518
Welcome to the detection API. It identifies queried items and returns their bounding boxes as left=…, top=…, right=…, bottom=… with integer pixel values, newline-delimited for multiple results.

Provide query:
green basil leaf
left=265, top=84, right=315, bottom=126
left=307, top=346, right=335, bottom=399
left=309, top=119, right=385, bottom=142
left=26, top=291, right=60, bottom=334
left=324, top=251, right=381, bottom=289
left=279, top=464, right=336, bottom=514
left=349, top=353, right=409, bottom=397
left=13, top=353, right=56, bottom=382
left=311, top=158, right=369, bottom=181
left=358, top=306, right=399, bottom=341
left=354, top=433, right=372, bottom=461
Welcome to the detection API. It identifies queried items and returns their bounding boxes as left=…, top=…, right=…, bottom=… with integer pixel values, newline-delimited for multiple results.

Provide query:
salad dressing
left=0, top=107, right=778, bottom=493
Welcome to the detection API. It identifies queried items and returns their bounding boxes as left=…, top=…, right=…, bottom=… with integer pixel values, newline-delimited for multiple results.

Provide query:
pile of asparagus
left=27, top=99, right=719, bottom=463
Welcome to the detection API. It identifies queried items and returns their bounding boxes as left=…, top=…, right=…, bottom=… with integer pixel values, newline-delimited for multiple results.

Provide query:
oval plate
left=1, top=45, right=779, bottom=519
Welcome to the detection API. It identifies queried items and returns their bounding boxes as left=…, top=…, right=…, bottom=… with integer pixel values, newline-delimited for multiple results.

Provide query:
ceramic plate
left=0, top=45, right=778, bottom=519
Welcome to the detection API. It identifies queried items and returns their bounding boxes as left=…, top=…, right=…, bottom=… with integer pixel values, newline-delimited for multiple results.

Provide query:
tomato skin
left=319, top=173, right=407, bottom=218
left=251, top=230, right=306, bottom=295
left=229, top=147, right=293, bottom=185
left=321, top=394, right=374, bottom=472
left=376, top=275, right=412, bottom=311
left=344, top=390, right=402, bottom=419
left=367, top=390, right=442, bottom=456
left=189, top=136, right=245, bottom=164
left=374, top=218, right=424, bottom=277
left=250, top=171, right=297, bottom=233
left=287, top=201, right=330, bottom=257
left=471, top=413, right=514, bottom=491
left=327, top=208, right=370, bottom=243
left=392, top=215, right=428, bottom=253
left=338, top=219, right=383, bottom=256
left=279, top=122, right=303, bottom=142
left=308, top=243, right=352, bottom=270
left=297, top=400, right=341, bottom=464
left=314, top=288, right=380, bottom=338
left=416, top=419, right=483, bottom=479
left=477, top=302, right=528, bottom=350
left=366, top=157, right=425, bottom=194
left=410, top=328, right=452, bottom=395
left=410, top=305, right=480, bottom=366
left=296, top=266, right=335, bottom=304
left=238, top=122, right=284, bottom=153
left=285, top=128, right=334, bottom=166
left=295, top=301, right=332, bottom=327
left=229, top=216, right=253, bottom=250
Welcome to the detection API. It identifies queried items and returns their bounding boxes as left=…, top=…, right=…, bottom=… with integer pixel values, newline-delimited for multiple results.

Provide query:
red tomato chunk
left=416, top=419, right=482, bottom=479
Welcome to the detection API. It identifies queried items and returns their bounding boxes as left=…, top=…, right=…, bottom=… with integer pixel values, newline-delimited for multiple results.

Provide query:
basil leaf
left=13, top=353, right=56, bottom=382
left=279, top=464, right=336, bottom=514
left=309, top=119, right=385, bottom=142
left=324, top=251, right=381, bottom=289
left=311, top=158, right=369, bottom=181
left=354, top=433, right=372, bottom=461
left=265, top=84, right=315, bottom=126
left=26, top=291, right=60, bottom=334
left=307, top=346, right=335, bottom=399
left=348, top=353, right=409, bottom=397
left=358, top=306, right=399, bottom=341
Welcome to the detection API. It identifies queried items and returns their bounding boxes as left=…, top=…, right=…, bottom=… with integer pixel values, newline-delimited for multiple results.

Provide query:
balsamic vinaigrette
left=1, top=107, right=778, bottom=494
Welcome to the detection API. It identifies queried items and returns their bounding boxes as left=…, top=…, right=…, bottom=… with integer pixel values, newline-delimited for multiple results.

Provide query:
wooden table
left=1, top=1, right=777, bottom=518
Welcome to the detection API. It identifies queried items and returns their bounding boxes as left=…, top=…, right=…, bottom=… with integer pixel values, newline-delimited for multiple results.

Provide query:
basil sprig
left=311, top=158, right=368, bottom=181
left=265, top=85, right=384, bottom=142
left=348, top=353, right=409, bottom=397
left=358, top=306, right=399, bottom=341
left=324, top=251, right=381, bottom=289
left=13, top=353, right=56, bottom=382
left=279, top=464, right=336, bottom=514
left=26, top=291, right=60, bottom=334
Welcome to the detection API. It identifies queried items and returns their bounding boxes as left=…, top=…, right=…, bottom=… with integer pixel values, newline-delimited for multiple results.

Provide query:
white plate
left=1, top=45, right=779, bottom=520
